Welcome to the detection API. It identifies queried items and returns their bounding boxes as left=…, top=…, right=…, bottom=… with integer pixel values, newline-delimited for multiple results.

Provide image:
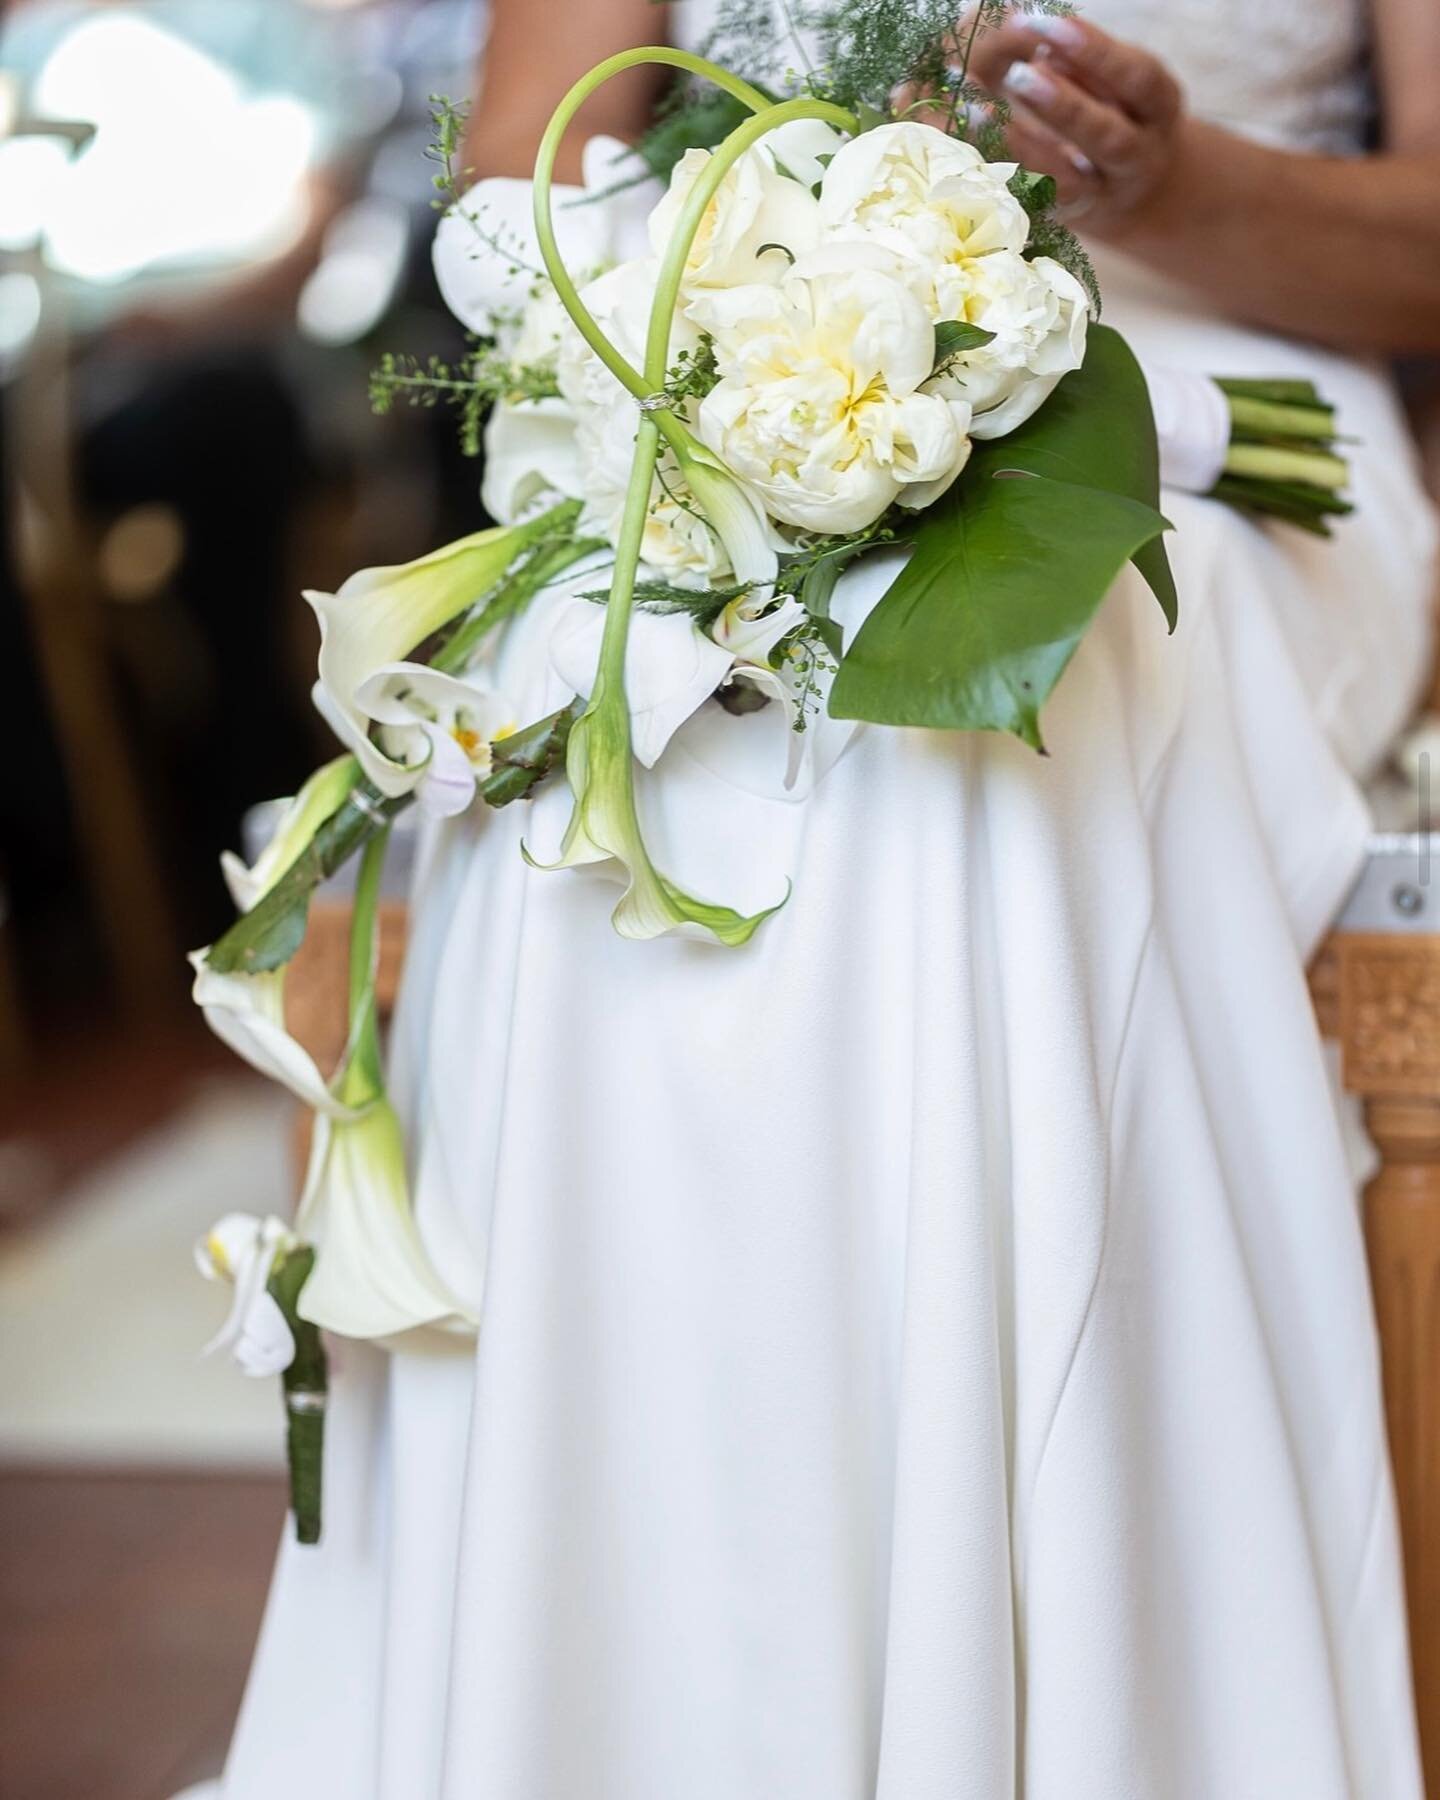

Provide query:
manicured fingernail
left=1003, top=60, right=1054, bottom=103
left=1030, top=14, right=1085, bottom=51
left=1069, top=148, right=1095, bottom=175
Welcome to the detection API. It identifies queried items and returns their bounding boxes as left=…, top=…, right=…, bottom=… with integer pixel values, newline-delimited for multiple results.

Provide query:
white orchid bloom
left=220, top=755, right=356, bottom=914
left=195, top=1212, right=298, bottom=1379
left=696, top=262, right=971, bottom=534
left=432, top=134, right=659, bottom=339
left=296, top=1097, right=477, bottom=1344
left=189, top=953, right=364, bottom=1119
left=307, top=522, right=545, bottom=799
left=351, top=663, right=518, bottom=819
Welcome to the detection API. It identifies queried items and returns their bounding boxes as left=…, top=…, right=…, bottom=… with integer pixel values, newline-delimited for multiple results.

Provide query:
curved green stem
left=639, top=93, right=856, bottom=389
left=595, top=411, right=663, bottom=704
left=532, top=49, right=771, bottom=410
left=531, top=50, right=856, bottom=458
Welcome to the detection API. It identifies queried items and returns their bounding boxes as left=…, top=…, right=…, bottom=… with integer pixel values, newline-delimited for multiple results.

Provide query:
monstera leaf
left=828, top=324, right=1175, bottom=748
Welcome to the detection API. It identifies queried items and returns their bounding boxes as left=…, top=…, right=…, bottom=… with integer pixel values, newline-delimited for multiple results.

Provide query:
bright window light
left=26, top=11, right=320, bottom=285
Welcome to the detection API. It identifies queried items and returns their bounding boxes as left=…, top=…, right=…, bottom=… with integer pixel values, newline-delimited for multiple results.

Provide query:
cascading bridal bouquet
left=191, top=1, right=1354, bottom=1539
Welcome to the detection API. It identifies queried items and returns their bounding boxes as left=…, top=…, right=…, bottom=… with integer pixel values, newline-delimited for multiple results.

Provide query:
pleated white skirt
left=215, top=262, right=1437, bottom=1799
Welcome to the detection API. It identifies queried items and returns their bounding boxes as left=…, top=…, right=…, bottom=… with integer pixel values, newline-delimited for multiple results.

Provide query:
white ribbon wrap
left=1143, top=364, right=1232, bottom=495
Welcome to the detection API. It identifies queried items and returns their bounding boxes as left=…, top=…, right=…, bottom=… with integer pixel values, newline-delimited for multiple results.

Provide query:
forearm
left=462, top=0, right=668, bottom=182
left=1102, top=121, right=1440, bottom=354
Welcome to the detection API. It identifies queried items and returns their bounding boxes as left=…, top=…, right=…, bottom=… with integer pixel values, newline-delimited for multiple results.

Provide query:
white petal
left=415, top=724, right=481, bottom=818
left=713, top=594, right=807, bottom=664
left=230, top=1290, right=297, bottom=1379
left=297, top=1106, right=477, bottom=1343
left=221, top=756, right=356, bottom=914
left=481, top=398, right=583, bottom=525
left=761, top=118, right=846, bottom=191
left=309, top=526, right=533, bottom=797
left=433, top=175, right=586, bottom=335
left=580, top=135, right=665, bottom=263
left=190, top=953, right=359, bottom=1119
left=549, top=599, right=734, bottom=768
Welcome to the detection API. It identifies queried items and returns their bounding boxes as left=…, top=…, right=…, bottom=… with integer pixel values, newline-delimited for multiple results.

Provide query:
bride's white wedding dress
left=213, top=2, right=1436, bottom=1795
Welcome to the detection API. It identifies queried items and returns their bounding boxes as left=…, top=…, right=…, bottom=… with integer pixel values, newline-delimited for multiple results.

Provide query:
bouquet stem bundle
left=1214, top=378, right=1352, bottom=534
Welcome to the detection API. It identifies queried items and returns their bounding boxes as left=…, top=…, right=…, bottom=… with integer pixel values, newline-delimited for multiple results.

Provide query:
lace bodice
left=672, top=0, right=1373, bottom=155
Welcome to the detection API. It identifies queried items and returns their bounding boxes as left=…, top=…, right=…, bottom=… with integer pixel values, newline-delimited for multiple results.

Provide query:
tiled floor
left=0, top=1468, right=285, bottom=1800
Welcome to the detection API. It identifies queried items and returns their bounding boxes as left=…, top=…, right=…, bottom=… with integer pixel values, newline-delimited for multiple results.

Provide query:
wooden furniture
left=1310, top=841, right=1440, bottom=1793
left=291, top=842, right=1440, bottom=1781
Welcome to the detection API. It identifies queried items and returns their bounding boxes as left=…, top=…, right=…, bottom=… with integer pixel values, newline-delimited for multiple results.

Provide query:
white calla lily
left=351, top=663, right=518, bottom=819
left=550, top=600, right=734, bottom=769
left=527, top=671, right=788, bottom=944
left=296, top=1097, right=477, bottom=1344
left=307, top=519, right=555, bottom=798
left=197, top=753, right=368, bottom=1115
left=220, top=755, right=357, bottom=914
left=675, top=436, right=783, bottom=589
left=196, top=1212, right=298, bottom=1378
left=189, top=953, right=365, bottom=1120
left=713, top=594, right=812, bottom=787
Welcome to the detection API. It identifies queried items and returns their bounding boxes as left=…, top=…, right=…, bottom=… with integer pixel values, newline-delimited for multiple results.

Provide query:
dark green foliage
left=268, top=1247, right=327, bottom=1546
left=828, top=324, right=1174, bottom=746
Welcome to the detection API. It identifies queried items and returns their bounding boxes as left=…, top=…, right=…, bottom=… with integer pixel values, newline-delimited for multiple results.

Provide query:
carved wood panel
left=1325, top=931, right=1440, bottom=1793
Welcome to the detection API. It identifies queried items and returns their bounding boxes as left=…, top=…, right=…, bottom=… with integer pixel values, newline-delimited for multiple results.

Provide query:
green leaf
left=206, top=787, right=403, bottom=976
left=1008, top=167, right=1057, bottom=216
left=827, top=324, right=1175, bottom=748
left=828, top=477, right=1168, bottom=748
left=967, top=323, right=1176, bottom=629
left=933, top=319, right=996, bottom=372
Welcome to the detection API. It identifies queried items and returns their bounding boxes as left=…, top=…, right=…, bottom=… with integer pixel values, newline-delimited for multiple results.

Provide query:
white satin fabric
left=214, top=4, right=1439, bottom=1793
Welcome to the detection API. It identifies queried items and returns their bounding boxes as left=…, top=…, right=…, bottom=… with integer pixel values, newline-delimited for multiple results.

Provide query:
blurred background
left=0, top=3, right=488, bottom=1794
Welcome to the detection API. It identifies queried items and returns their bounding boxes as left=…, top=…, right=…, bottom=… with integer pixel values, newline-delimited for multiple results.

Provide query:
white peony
left=819, top=122, right=1025, bottom=266
left=817, top=120, right=1088, bottom=440
left=648, top=121, right=840, bottom=304
left=695, top=260, right=972, bottom=534
left=932, top=252, right=1089, bottom=439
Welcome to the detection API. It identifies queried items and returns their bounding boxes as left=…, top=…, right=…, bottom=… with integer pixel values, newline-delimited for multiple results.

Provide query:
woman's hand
left=966, top=12, right=1187, bottom=236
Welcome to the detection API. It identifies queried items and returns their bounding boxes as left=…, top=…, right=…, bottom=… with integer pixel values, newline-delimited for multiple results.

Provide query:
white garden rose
left=818, top=121, right=1028, bottom=280
left=649, top=123, right=838, bottom=303
left=695, top=261, right=972, bottom=534
left=934, top=252, right=1089, bottom=439
left=816, top=120, right=1088, bottom=440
